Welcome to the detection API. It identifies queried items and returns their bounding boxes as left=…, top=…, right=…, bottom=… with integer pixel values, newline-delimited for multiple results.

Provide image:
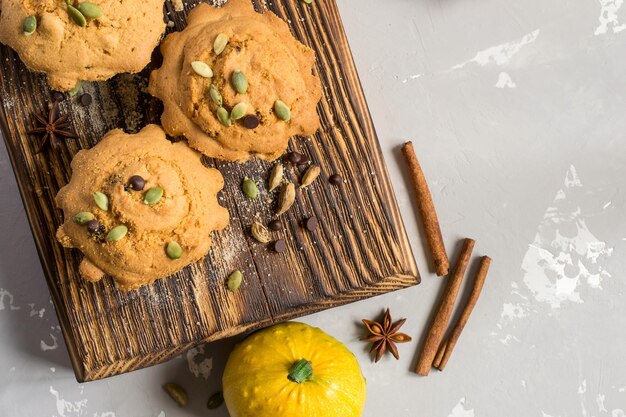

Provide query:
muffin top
left=148, top=0, right=322, bottom=162
left=55, top=124, right=229, bottom=290
left=0, top=0, right=166, bottom=91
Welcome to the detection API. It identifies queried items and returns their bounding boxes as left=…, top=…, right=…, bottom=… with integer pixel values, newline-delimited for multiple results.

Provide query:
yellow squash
left=223, top=322, right=367, bottom=417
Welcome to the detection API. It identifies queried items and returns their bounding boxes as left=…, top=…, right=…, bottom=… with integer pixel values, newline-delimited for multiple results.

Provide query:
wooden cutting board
left=0, top=0, right=419, bottom=381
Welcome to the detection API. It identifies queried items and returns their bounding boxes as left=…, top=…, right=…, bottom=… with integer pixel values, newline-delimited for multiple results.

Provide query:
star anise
left=361, top=308, right=412, bottom=362
left=27, top=99, right=76, bottom=153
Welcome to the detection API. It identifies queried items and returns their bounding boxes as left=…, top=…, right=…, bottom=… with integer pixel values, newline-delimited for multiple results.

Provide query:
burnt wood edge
left=0, top=109, right=87, bottom=380
left=79, top=271, right=419, bottom=382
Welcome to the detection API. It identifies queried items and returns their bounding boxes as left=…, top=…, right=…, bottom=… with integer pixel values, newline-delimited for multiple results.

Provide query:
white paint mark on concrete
left=0, top=288, right=20, bottom=310
left=579, top=379, right=587, bottom=394
left=28, top=303, right=45, bottom=318
left=50, top=386, right=88, bottom=417
left=93, top=413, right=116, bottom=417
left=521, top=379, right=527, bottom=388
left=50, top=367, right=56, bottom=373
left=499, top=334, right=521, bottom=345
left=521, top=165, right=613, bottom=308
left=401, top=74, right=424, bottom=83
left=603, top=201, right=612, bottom=209
left=157, top=412, right=166, bottom=417
left=496, top=72, right=517, bottom=88
left=186, top=345, right=213, bottom=379
left=613, top=410, right=626, bottom=417
left=597, top=394, right=608, bottom=412
left=451, top=29, right=540, bottom=70
left=448, top=397, right=475, bottom=417
left=501, top=302, right=527, bottom=320
left=542, top=412, right=562, bottom=417
left=595, top=0, right=626, bottom=35
left=41, top=334, right=59, bottom=351
left=619, top=386, right=626, bottom=392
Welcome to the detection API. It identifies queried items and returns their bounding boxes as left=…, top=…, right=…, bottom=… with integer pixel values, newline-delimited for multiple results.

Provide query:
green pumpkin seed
left=217, top=107, right=231, bottom=126
left=73, top=211, right=95, bottom=225
left=22, top=16, right=37, bottom=36
left=67, top=5, right=87, bottom=27
left=230, top=102, right=247, bottom=121
left=227, top=270, right=243, bottom=292
left=231, top=70, right=248, bottom=94
left=191, top=61, right=213, bottom=78
left=274, top=100, right=291, bottom=121
left=144, top=186, right=164, bottom=205
left=78, top=2, right=102, bottom=19
left=242, top=177, right=258, bottom=199
left=166, top=241, right=183, bottom=259
left=209, top=84, right=222, bottom=106
left=164, top=383, right=188, bottom=407
left=213, top=33, right=229, bottom=55
left=207, top=391, right=224, bottom=409
left=68, top=81, right=82, bottom=97
left=93, top=191, right=108, bottom=211
left=106, top=225, right=128, bottom=242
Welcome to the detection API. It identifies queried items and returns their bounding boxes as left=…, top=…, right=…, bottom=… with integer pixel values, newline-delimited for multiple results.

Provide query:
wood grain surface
left=0, top=0, right=419, bottom=382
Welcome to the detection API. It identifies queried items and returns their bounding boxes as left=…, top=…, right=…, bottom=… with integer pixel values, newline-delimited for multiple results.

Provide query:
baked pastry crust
left=0, top=0, right=166, bottom=91
left=55, top=124, right=229, bottom=290
left=148, top=0, right=322, bottom=162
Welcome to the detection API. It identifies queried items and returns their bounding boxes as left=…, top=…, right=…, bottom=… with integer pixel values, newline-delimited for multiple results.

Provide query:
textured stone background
left=1, top=0, right=625, bottom=416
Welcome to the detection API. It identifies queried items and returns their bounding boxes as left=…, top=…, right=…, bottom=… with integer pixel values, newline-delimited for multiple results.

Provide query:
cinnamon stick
left=401, top=141, right=449, bottom=276
left=414, top=238, right=475, bottom=376
left=434, top=256, right=491, bottom=371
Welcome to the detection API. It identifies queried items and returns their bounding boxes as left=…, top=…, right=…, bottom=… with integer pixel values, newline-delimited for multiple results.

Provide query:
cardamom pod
left=144, top=186, right=164, bottom=205
left=191, top=61, right=213, bottom=78
left=231, top=70, right=248, bottom=94
left=300, top=165, right=321, bottom=188
left=227, top=270, right=243, bottom=292
left=230, top=102, right=247, bottom=120
left=214, top=33, right=229, bottom=55
left=22, top=16, right=37, bottom=36
left=217, top=107, right=231, bottom=126
left=93, top=191, right=108, bottom=211
left=274, top=100, right=291, bottom=121
left=106, top=225, right=128, bottom=242
left=251, top=221, right=271, bottom=243
left=67, top=5, right=87, bottom=27
left=73, top=211, right=95, bottom=225
left=163, top=382, right=188, bottom=407
left=276, top=182, right=296, bottom=215
left=207, top=391, right=224, bottom=409
left=242, top=177, right=259, bottom=199
left=78, top=2, right=102, bottom=19
left=209, top=84, right=222, bottom=106
left=166, top=241, right=183, bottom=259
left=268, top=163, right=283, bottom=192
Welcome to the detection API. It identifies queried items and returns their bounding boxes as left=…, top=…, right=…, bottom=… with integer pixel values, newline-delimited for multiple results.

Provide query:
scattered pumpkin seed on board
left=93, top=191, right=108, bottom=211
left=163, top=383, right=188, bottom=407
left=227, top=270, right=243, bottom=292
left=22, top=16, right=37, bottom=36
left=242, top=177, right=259, bottom=199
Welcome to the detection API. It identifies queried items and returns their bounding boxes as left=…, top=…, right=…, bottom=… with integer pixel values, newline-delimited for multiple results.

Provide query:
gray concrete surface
left=1, top=0, right=625, bottom=415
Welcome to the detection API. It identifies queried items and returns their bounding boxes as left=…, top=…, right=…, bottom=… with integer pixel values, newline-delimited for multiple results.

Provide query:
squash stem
left=287, top=359, right=313, bottom=383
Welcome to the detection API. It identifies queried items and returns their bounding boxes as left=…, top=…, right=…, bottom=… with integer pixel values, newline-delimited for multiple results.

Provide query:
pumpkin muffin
left=55, top=125, right=229, bottom=290
left=0, top=0, right=166, bottom=91
left=148, top=0, right=322, bottom=162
